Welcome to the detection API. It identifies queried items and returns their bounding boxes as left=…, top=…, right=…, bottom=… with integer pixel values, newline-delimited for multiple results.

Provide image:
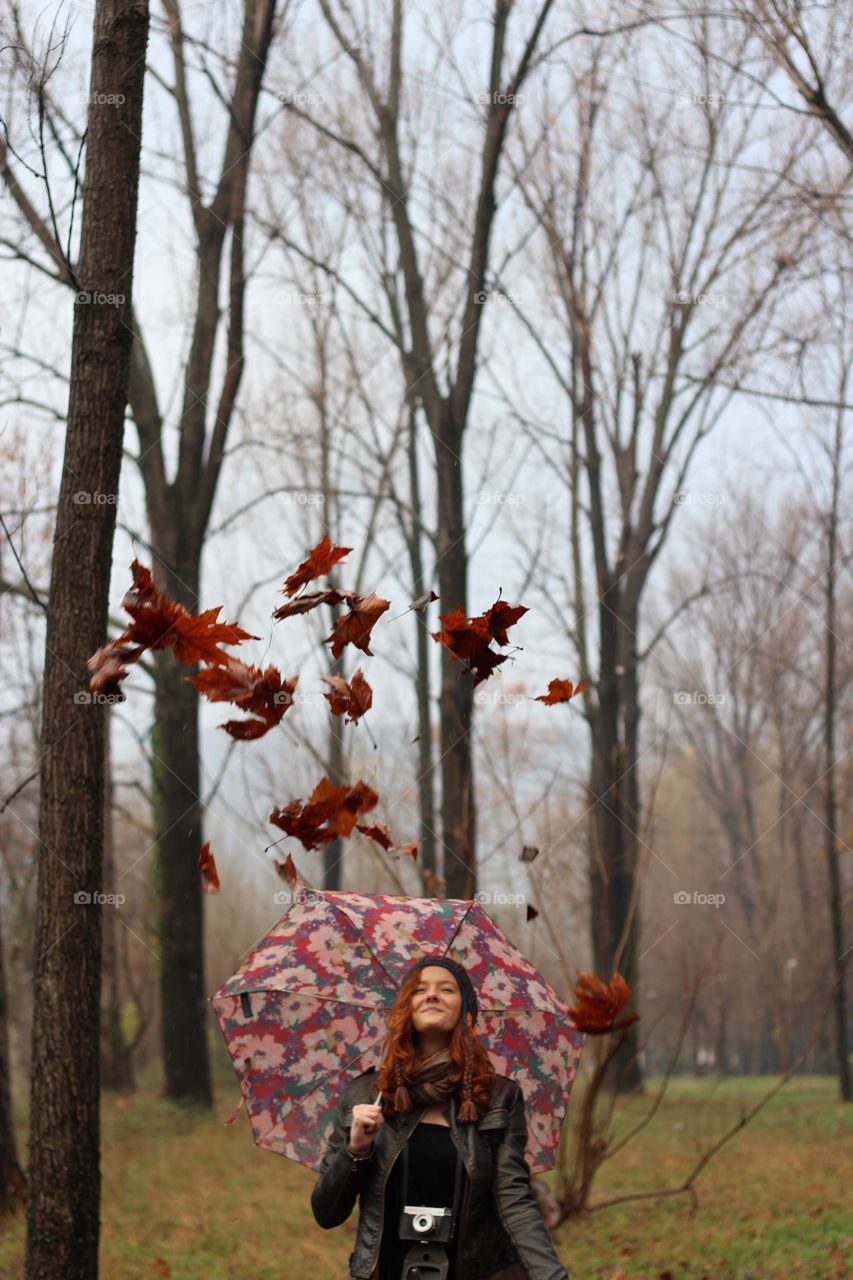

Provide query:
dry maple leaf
left=388, top=838, right=420, bottom=861
left=282, top=536, right=352, bottom=597
left=88, top=560, right=259, bottom=697
left=356, top=820, right=394, bottom=850
left=188, top=659, right=298, bottom=740
left=568, top=971, right=639, bottom=1034
left=535, top=677, right=586, bottom=705
left=269, top=776, right=379, bottom=850
left=274, top=852, right=300, bottom=889
left=321, top=668, right=373, bottom=723
left=325, top=591, right=390, bottom=659
left=272, top=586, right=357, bottom=621
left=198, top=842, right=220, bottom=894
left=431, top=596, right=527, bottom=686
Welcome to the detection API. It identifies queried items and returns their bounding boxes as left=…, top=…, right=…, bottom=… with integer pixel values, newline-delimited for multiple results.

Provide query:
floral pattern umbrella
left=210, top=889, right=585, bottom=1174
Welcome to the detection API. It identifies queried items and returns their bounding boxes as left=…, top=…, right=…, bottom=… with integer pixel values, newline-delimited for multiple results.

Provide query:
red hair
left=374, top=966, right=496, bottom=1120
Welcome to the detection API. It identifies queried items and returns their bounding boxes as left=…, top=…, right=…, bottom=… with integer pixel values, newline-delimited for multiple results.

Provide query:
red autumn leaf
left=198, top=842, right=220, bottom=894
left=271, top=586, right=357, bottom=621
left=88, top=560, right=259, bottom=697
left=431, top=596, right=527, bottom=686
left=322, top=668, right=373, bottom=723
left=356, top=820, right=394, bottom=851
left=325, top=591, right=390, bottom=659
left=357, top=823, right=420, bottom=862
left=187, top=659, right=298, bottom=740
left=282, top=536, right=352, bottom=597
left=483, top=599, right=529, bottom=645
left=535, top=678, right=586, bottom=705
left=269, top=776, right=379, bottom=850
left=568, top=971, right=640, bottom=1035
left=388, top=838, right=420, bottom=862
left=274, top=852, right=300, bottom=889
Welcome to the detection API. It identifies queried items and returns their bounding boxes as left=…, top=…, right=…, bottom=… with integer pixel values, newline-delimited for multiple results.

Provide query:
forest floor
left=0, top=1059, right=849, bottom=1279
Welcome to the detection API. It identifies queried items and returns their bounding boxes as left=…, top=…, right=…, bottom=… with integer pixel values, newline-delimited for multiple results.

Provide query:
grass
left=0, top=1066, right=850, bottom=1279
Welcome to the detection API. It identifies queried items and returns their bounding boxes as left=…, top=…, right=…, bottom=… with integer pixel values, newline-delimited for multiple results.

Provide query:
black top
left=377, top=1122, right=463, bottom=1280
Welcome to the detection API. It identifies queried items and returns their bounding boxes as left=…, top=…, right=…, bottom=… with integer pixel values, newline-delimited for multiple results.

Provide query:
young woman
left=311, top=954, right=570, bottom=1280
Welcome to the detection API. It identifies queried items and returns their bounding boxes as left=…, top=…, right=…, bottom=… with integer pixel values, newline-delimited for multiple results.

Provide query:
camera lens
left=412, top=1212, right=435, bottom=1233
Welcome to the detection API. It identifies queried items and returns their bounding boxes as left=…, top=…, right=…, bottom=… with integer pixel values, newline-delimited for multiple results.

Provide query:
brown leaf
left=198, top=842, right=220, bottom=894
left=534, top=678, right=586, bottom=705
left=322, top=668, right=373, bottom=723
left=187, top=659, right=297, bottom=740
left=272, top=586, right=357, bottom=621
left=325, top=591, right=390, bottom=659
left=269, top=776, right=379, bottom=850
left=431, top=595, right=527, bottom=686
left=282, top=535, right=352, bottom=597
left=88, top=560, right=259, bottom=698
left=568, top=971, right=640, bottom=1034
left=520, top=845, right=540, bottom=862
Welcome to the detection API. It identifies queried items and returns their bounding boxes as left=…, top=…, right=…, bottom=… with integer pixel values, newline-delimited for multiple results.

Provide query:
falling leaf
left=411, top=590, right=439, bottom=612
left=269, top=776, right=379, bottom=850
left=520, top=845, right=540, bottom=862
left=282, top=535, right=352, bottom=597
left=388, top=839, right=420, bottom=861
left=431, top=596, right=528, bottom=686
left=274, top=852, right=300, bottom=888
left=198, top=842, right=220, bottom=894
left=325, top=592, right=390, bottom=659
left=322, top=668, right=373, bottom=723
left=568, top=971, right=640, bottom=1034
left=535, top=678, right=586, bottom=705
left=88, top=560, right=259, bottom=697
left=272, top=586, right=357, bottom=621
left=188, top=659, right=298, bottom=740
left=356, top=820, right=394, bottom=851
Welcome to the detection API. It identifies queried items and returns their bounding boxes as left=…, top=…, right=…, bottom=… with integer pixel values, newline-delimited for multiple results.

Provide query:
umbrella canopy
left=210, top=890, right=585, bottom=1174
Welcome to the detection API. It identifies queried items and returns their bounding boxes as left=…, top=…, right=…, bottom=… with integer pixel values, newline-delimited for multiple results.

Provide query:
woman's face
left=410, top=966, right=462, bottom=1039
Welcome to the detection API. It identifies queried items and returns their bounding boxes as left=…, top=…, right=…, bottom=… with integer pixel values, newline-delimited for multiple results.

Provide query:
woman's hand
left=347, top=1100, right=384, bottom=1155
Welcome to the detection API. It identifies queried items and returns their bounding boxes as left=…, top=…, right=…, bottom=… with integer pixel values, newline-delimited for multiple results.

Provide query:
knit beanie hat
left=393, top=953, right=480, bottom=1123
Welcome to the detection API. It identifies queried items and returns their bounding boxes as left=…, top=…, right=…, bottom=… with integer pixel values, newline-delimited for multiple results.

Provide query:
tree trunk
left=588, top=588, right=643, bottom=1091
left=822, top=418, right=851, bottom=1101
left=25, top=1, right=148, bottom=1274
left=151, top=549, right=211, bottom=1107
left=100, top=703, right=135, bottom=1091
left=436, top=404, right=475, bottom=901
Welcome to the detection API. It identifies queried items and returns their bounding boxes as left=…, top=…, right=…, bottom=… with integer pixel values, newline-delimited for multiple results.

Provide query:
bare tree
left=19, top=0, right=149, bottom=1275
left=270, top=0, right=558, bottom=899
left=501, top=15, right=822, bottom=1088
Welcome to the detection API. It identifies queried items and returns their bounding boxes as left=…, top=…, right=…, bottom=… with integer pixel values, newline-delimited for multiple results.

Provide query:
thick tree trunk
left=151, top=551, right=211, bottom=1106
left=823, top=420, right=851, bottom=1101
left=100, top=704, right=135, bottom=1091
left=587, top=589, right=643, bottom=1091
left=436, top=405, right=475, bottom=901
left=25, top=1, right=148, bottom=1274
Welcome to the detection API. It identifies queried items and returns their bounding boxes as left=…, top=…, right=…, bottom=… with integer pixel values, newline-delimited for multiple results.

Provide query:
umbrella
left=210, top=889, right=585, bottom=1174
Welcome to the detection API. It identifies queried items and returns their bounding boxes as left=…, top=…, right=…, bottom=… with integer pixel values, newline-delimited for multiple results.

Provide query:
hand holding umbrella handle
left=346, top=1099, right=385, bottom=1157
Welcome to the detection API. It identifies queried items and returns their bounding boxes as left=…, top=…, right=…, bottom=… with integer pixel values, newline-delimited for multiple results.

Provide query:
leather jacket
left=310, top=1066, right=569, bottom=1280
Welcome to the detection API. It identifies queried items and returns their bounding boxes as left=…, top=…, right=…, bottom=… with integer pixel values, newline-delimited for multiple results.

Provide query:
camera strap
left=400, top=1113, right=465, bottom=1244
